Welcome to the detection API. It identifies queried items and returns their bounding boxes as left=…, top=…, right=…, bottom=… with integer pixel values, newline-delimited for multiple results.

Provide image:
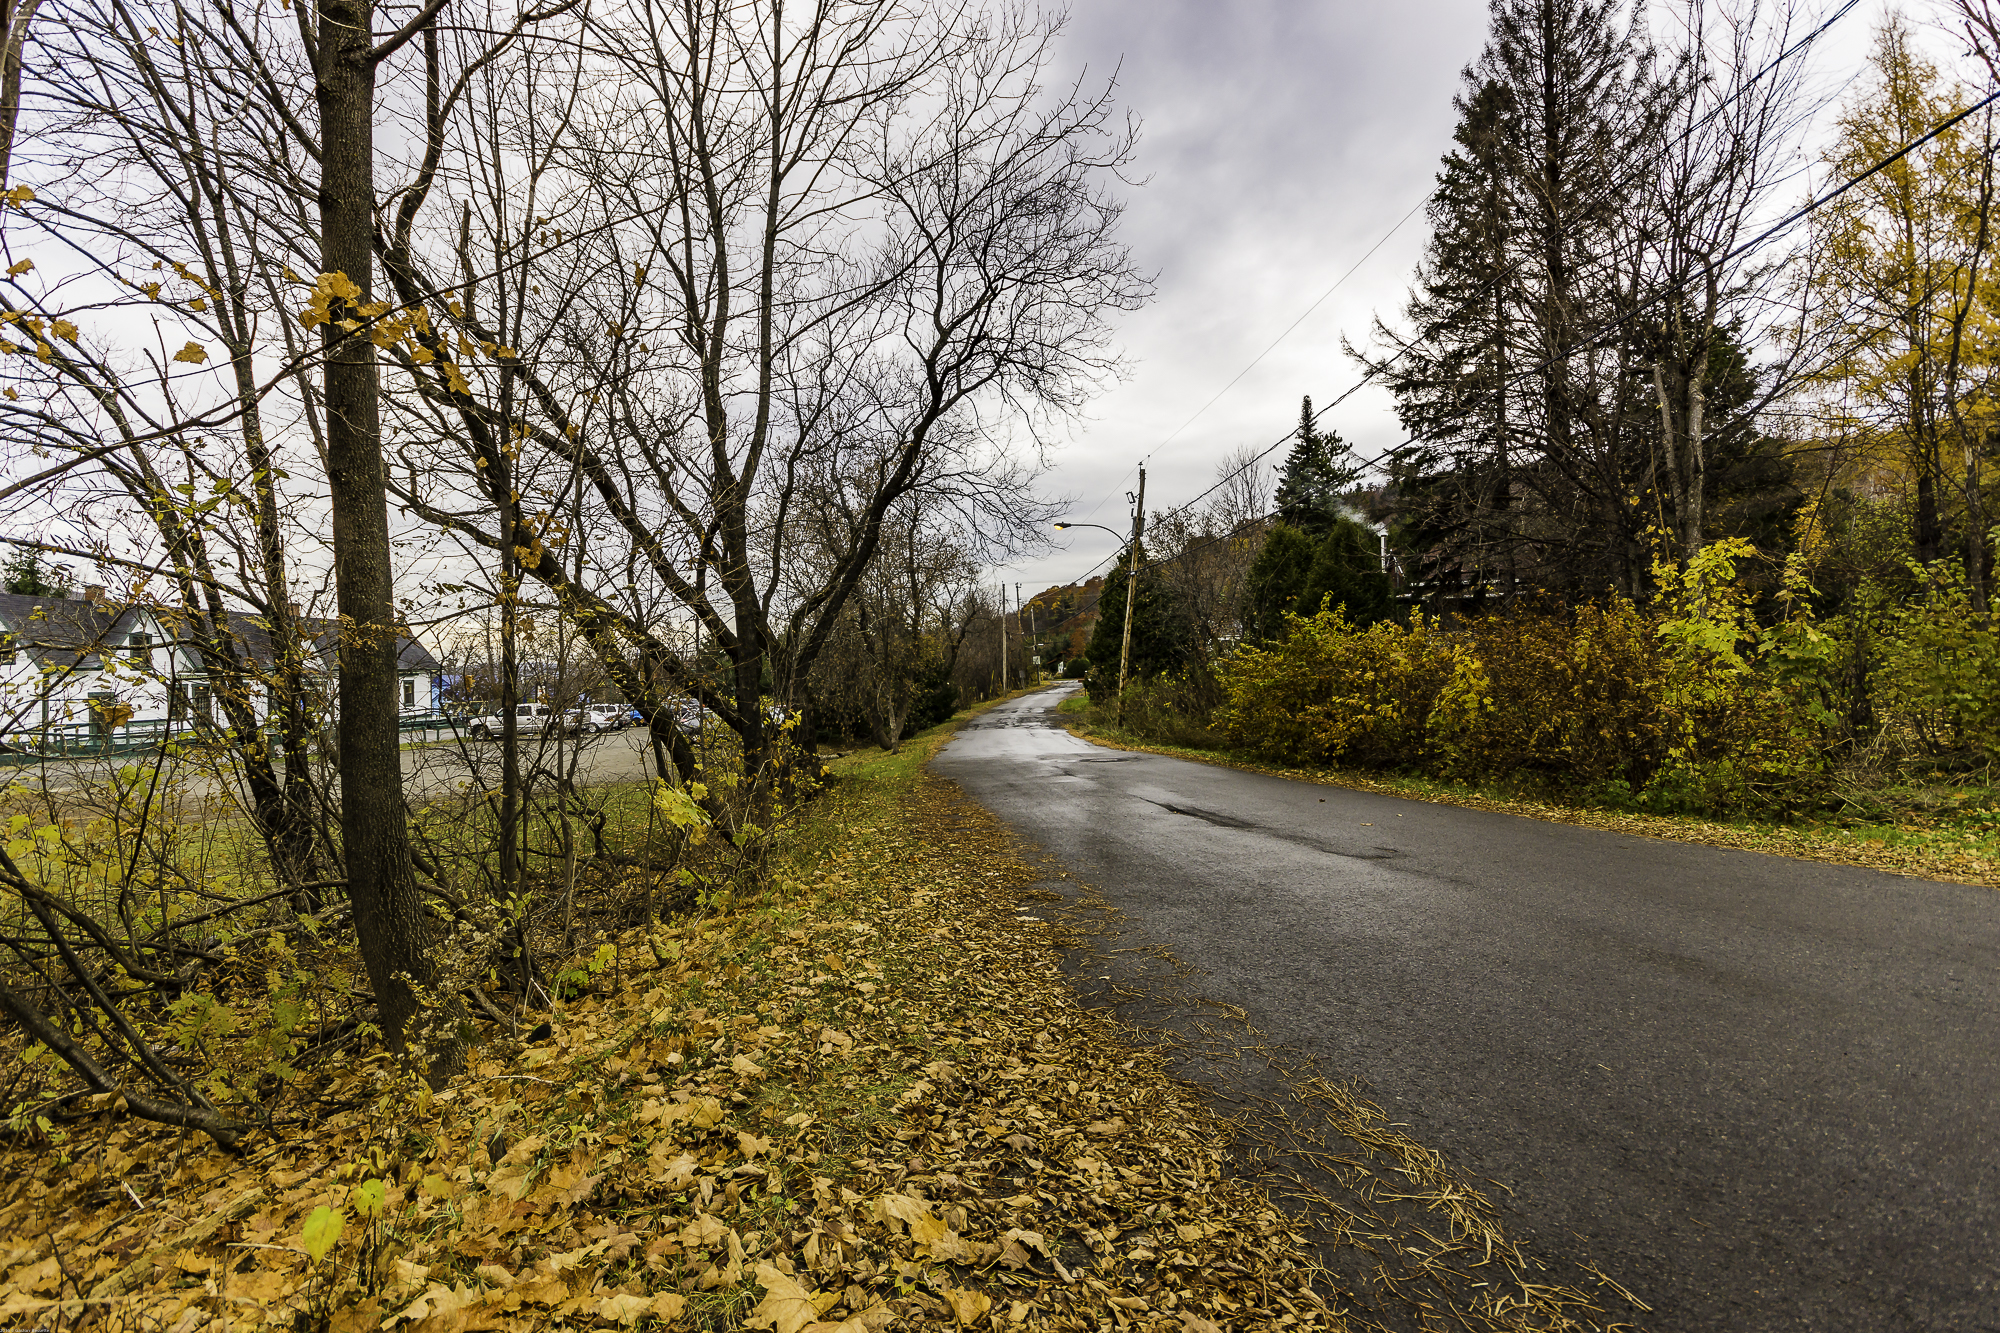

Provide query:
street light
left=1054, top=463, right=1145, bottom=728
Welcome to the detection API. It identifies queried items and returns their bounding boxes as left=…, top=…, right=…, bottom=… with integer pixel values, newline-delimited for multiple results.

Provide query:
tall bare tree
left=376, top=0, right=1146, bottom=790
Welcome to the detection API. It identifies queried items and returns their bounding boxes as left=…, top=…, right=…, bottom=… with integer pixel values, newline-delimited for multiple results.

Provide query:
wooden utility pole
left=998, top=583, right=1007, bottom=694
left=1115, top=465, right=1145, bottom=728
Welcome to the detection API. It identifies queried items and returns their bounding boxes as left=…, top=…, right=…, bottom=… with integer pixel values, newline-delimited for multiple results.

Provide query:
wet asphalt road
left=931, top=685, right=2000, bottom=1332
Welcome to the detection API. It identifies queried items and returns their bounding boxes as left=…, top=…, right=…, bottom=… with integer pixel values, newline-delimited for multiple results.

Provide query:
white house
left=0, top=587, right=443, bottom=748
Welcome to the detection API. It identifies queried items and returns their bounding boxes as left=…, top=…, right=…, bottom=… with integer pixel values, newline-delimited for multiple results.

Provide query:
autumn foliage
left=1216, top=541, right=2000, bottom=815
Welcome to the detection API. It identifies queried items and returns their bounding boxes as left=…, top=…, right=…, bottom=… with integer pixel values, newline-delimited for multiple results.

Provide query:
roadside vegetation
left=1057, top=535, right=2000, bottom=886
left=1037, top=6, right=2000, bottom=890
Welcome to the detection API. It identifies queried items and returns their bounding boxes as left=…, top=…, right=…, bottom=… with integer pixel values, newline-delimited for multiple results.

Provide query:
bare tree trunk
left=312, top=0, right=454, bottom=1079
left=0, top=0, right=41, bottom=195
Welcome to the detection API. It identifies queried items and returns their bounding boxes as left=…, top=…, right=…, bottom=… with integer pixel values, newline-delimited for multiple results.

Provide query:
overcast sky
left=999, top=0, right=1891, bottom=601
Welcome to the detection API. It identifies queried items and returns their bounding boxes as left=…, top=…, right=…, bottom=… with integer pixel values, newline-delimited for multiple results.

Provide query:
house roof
left=0, top=591, right=138, bottom=671
left=0, top=593, right=441, bottom=676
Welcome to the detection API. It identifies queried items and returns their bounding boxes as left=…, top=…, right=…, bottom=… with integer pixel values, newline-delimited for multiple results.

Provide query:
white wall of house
left=0, top=599, right=446, bottom=737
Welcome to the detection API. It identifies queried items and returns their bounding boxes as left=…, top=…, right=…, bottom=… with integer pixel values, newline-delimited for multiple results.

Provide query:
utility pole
left=998, top=582, right=1007, bottom=695
left=1020, top=582, right=1038, bottom=684
left=1115, top=465, right=1146, bottom=728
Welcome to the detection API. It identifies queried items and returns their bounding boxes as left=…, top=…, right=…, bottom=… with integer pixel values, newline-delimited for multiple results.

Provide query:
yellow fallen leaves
left=0, top=724, right=1367, bottom=1333
left=747, top=1263, right=895, bottom=1333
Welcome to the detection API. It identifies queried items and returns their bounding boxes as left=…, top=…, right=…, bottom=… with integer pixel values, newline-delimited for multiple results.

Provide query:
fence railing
left=0, top=712, right=464, bottom=763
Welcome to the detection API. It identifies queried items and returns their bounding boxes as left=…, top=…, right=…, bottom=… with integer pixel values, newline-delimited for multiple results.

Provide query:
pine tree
left=1083, top=546, right=1192, bottom=702
left=1, top=551, right=73, bottom=598
left=1361, top=0, right=1665, bottom=602
left=1274, top=397, right=1358, bottom=536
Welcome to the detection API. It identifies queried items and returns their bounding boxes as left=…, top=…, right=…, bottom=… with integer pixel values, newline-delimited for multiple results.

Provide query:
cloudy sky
left=998, top=0, right=1891, bottom=601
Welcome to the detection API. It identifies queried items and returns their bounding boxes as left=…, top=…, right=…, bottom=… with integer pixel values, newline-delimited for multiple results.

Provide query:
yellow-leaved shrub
left=1215, top=607, right=1460, bottom=767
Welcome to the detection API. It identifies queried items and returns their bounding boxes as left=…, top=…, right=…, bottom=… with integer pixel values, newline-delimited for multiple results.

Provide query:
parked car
left=562, top=706, right=627, bottom=735
left=465, top=703, right=555, bottom=739
left=584, top=704, right=628, bottom=731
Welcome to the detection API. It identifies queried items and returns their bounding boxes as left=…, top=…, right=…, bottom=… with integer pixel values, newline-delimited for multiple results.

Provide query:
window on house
left=402, top=679, right=416, bottom=707
left=126, top=632, right=151, bottom=660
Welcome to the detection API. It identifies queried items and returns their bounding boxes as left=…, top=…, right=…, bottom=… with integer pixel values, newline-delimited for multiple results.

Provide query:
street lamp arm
left=1052, top=521, right=1125, bottom=540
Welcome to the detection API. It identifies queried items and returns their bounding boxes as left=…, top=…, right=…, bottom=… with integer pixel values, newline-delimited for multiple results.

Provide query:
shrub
left=1870, top=562, right=2000, bottom=764
left=1216, top=607, right=1460, bottom=767
left=1428, top=598, right=1670, bottom=789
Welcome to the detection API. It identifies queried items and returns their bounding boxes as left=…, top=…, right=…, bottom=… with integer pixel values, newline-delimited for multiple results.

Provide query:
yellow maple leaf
left=937, top=1285, right=991, bottom=1327
left=597, top=1293, right=684, bottom=1326
left=35, top=341, right=53, bottom=363
left=744, top=1264, right=837, bottom=1333
left=320, top=271, right=361, bottom=301
left=442, top=360, right=471, bottom=395
left=3, top=185, right=32, bottom=207
left=6, top=259, right=33, bottom=277
left=188, top=297, right=208, bottom=312
left=171, top=341, right=208, bottom=364
left=3, top=388, right=17, bottom=400
left=51, top=319, right=77, bottom=341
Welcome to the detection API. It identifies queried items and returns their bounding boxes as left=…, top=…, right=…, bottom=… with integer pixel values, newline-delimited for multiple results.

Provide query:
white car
left=583, top=704, right=628, bottom=731
left=465, top=703, right=555, bottom=739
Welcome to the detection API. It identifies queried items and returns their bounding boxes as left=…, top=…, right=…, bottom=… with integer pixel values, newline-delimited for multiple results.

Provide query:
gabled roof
left=0, top=592, right=152, bottom=671
left=0, top=594, right=441, bottom=676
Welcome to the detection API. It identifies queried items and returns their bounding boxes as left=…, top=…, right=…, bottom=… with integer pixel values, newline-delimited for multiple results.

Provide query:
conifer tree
left=1274, top=397, right=1358, bottom=536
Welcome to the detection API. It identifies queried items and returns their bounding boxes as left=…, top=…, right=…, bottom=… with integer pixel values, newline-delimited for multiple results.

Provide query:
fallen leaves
left=0, top=720, right=1419, bottom=1332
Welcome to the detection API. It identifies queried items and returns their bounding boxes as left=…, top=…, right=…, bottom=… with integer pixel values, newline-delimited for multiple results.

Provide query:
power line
left=1045, top=60, right=1983, bottom=602
left=1040, top=1, right=1866, bottom=602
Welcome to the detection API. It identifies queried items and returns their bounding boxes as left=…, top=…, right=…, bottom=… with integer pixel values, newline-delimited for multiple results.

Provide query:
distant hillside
left=1023, top=577, right=1106, bottom=660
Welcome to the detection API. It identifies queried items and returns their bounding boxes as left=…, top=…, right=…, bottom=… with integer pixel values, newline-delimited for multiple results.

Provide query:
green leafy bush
left=1870, top=562, right=2000, bottom=763
left=1215, top=607, right=1461, bottom=767
left=1428, top=598, right=1669, bottom=788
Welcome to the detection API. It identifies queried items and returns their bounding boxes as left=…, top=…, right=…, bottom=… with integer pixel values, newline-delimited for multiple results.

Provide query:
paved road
left=932, top=686, right=2000, bottom=1332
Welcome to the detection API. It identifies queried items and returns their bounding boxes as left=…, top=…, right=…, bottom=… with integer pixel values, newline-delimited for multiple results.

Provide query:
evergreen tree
left=1242, top=525, right=1316, bottom=644
left=1, top=551, right=73, bottom=598
left=1274, top=397, right=1358, bottom=536
left=1083, top=546, right=1193, bottom=702
left=1360, top=0, right=1665, bottom=602
left=1242, top=517, right=1393, bottom=642
left=1301, top=520, right=1394, bottom=628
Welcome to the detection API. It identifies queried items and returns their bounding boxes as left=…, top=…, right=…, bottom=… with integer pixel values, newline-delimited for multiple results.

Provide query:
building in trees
left=0, top=589, right=440, bottom=748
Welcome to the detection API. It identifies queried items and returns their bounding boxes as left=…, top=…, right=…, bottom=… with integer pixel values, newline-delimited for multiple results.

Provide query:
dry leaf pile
left=0, top=744, right=1351, bottom=1333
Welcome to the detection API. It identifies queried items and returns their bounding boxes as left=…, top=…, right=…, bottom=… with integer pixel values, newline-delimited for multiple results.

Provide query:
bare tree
left=374, top=0, right=1145, bottom=794
left=802, top=497, right=983, bottom=751
left=1638, top=0, right=1813, bottom=561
